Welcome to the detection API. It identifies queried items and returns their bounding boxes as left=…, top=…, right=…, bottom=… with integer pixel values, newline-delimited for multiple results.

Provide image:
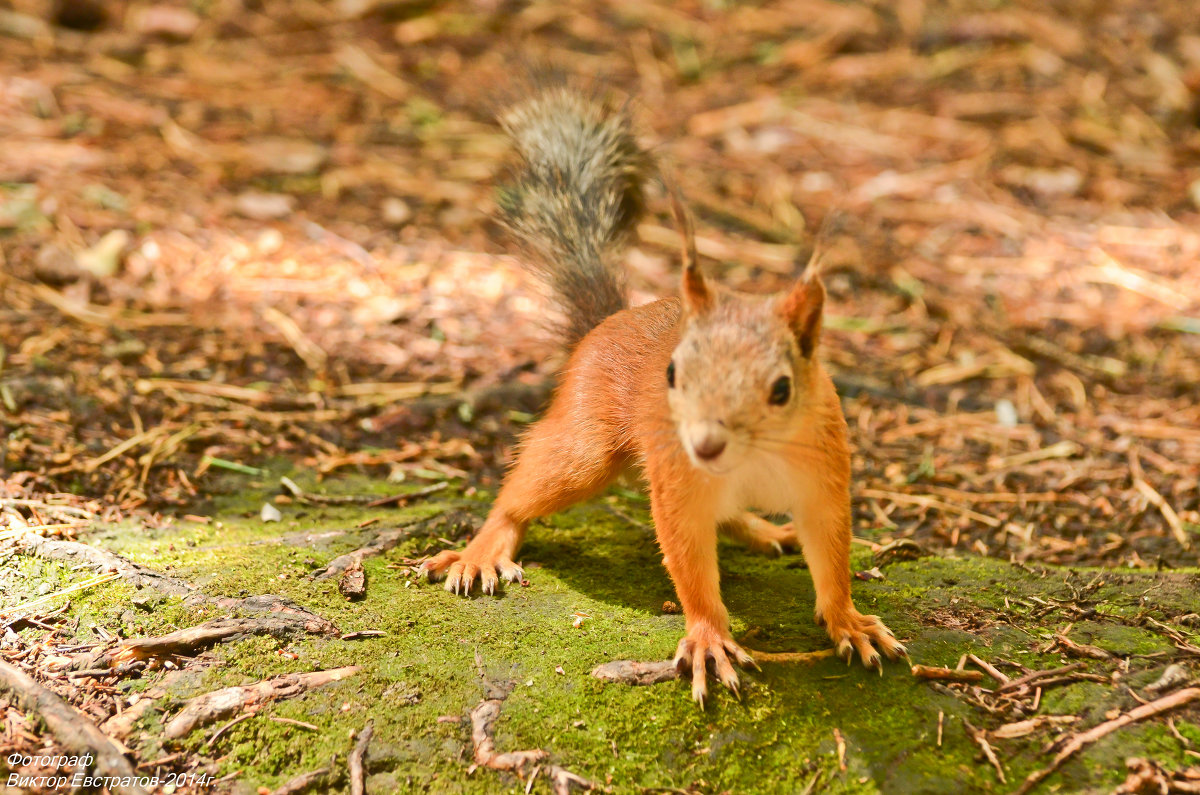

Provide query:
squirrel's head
left=666, top=258, right=825, bottom=475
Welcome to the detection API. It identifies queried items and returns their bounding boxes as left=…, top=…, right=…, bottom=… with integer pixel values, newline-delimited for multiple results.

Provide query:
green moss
left=12, top=473, right=1200, bottom=793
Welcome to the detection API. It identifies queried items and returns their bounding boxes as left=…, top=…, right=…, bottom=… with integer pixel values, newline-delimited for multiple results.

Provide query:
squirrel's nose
left=692, top=434, right=727, bottom=461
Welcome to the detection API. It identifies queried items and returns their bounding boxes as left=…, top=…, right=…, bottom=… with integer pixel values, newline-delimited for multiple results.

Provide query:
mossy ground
left=10, top=470, right=1200, bottom=794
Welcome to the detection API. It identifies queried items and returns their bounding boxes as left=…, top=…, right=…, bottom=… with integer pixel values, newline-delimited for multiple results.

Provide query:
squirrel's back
left=497, top=88, right=652, bottom=349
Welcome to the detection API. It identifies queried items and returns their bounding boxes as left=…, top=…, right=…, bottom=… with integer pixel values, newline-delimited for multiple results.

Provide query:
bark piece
left=591, top=659, right=679, bottom=686
left=314, top=528, right=416, bottom=580
left=339, top=557, right=367, bottom=600
left=164, top=666, right=361, bottom=739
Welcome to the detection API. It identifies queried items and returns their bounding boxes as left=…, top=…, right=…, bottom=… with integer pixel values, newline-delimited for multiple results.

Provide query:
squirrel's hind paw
left=722, top=514, right=798, bottom=557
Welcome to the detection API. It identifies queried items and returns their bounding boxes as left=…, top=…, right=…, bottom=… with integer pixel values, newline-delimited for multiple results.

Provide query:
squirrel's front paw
left=419, top=548, right=523, bottom=596
left=673, top=624, right=758, bottom=708
left=818, top=607, right=906, bottom=671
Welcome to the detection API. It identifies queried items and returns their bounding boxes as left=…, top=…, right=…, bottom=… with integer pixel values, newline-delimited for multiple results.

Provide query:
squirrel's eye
left=666, top=361, right=676, bottom=389
left=768, top=376, right=791, bottom=406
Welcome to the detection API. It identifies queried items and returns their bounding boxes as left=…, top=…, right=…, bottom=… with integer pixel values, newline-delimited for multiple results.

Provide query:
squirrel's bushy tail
left=497, top=88, right=652, bottom=349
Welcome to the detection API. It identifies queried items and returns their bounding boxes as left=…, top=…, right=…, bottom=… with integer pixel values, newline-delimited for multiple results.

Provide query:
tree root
left=311, top=509, right=479, bottom=580
left=110, top=612, right=337, bottom=667
left=466, top=653, right=597, bottom=794
left=349, top=720, right=373, bottom=795
left=97, top=670, right=190, bottom=741
left=270, top=760, right=335, bottom=795
left=164, top=666, right=361, bottom=739
left=17, top=534, right=339, bottom=638
left=315, top=533, right=406, bottom=580
left=0, top=659, right=147, bottom=795
left=20, top=535, right=195, bottom=597
left=203, top=593, right=340, bottom=635
left=470, top=698, right=548, bottom=773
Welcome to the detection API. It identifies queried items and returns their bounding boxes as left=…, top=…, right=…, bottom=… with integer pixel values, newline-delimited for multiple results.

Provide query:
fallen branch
left=350, top=720, right=373, bottom=795
left=1014, top=687, right=1200, bottom=795
left=546, top=765, right=599, bottom=795
left=963, top=718, right=1006, bottom=784
left=164, top=666, right=361, bottom=739
left=1116, top=757, right=1200, bottom=794
left=1, top=572, right=120, bottom=620
left=911, top=665, right=984, bottom=683
left=0, top=660, right=147, bottom=795
left=207, top=712, right=254, bottom=746
left=101, top=671, right=187, bottom=739
left=966, top=654, right=1010, bottom=685
left=997, top=663, right=1087, bottom=694
left=1052, top=634, right=1112, bottom=660
left=990, top=715, right=1079, bottom=740
left=367, top=481, right=449, bottom=508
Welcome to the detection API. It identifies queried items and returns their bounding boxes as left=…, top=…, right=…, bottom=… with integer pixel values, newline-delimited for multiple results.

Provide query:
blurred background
left=1, top=0, right=1198, bottom=567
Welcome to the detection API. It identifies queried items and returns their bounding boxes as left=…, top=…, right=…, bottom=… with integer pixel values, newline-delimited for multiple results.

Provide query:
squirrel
left=420, top=87, right=906, bottom=705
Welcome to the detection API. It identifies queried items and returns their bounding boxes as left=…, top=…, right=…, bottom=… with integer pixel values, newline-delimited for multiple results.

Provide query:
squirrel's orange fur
left=421, top=88, right=904, bottom=705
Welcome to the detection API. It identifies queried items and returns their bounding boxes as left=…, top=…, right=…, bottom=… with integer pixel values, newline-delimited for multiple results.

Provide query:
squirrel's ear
left=779, top=276, right=824, bottom=358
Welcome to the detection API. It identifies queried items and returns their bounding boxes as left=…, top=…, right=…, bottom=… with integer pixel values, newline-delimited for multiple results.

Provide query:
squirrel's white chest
left=715, top=455, right=798, bottom=519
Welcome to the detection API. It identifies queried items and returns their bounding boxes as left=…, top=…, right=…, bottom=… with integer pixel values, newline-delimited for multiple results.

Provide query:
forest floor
left=2, top=0, right=1200, bottom=793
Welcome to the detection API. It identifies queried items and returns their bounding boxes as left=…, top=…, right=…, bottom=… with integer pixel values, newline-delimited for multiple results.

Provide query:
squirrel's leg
left=719, top=513, right=798, bottom=556
left=421, top=413, right=620, bottom=596
left=794, top=486, right=906, bottom=669
left=649, top=477, right=755, bottom=707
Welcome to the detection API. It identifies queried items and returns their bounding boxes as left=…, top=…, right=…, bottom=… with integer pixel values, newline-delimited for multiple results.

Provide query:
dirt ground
left=2, top=0, right=1200, bottom=793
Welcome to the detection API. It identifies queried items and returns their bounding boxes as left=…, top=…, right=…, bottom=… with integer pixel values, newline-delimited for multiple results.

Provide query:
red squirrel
left=421, top=88, right=905, bottom=704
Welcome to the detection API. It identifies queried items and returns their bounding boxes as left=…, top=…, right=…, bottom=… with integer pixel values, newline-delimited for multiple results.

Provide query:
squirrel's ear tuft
left=779, top=276, right=825, bottom=358
left=682, top=260, right=713, bottom=315
left=667, top=182, right=712, bottom=315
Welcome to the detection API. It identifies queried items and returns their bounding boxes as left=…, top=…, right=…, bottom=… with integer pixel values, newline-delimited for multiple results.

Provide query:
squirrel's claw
left=421, top=548, right=522, bottom=597
left=823, top=610, right=906, bottom=670
left=674, top=628, right=756, bottom=708
left=419, top=550, right=460, bottom=583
